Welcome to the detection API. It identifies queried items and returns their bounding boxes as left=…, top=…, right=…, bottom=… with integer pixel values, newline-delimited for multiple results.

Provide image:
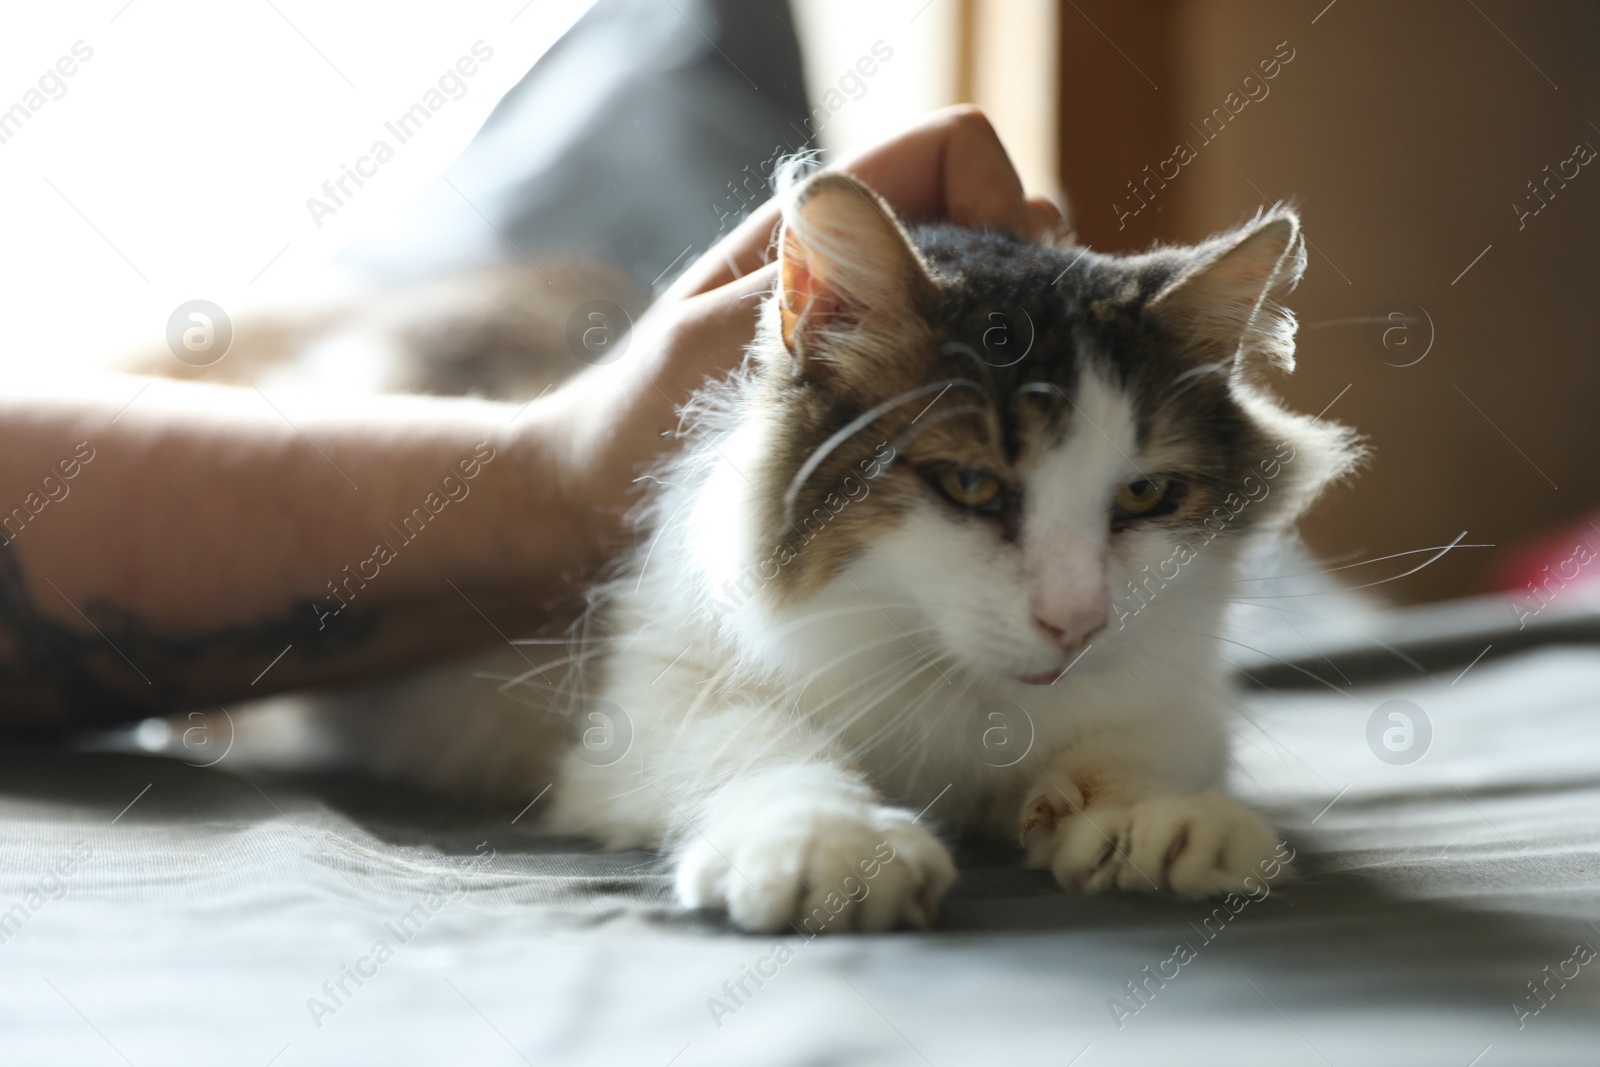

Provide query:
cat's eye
left=934, top=467, right=1003, bottom=511
left=1113, top=475, right=1177, bottom=521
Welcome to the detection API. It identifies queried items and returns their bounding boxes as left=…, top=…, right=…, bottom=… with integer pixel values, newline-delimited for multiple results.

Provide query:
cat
left=509, top=170, right=1358, bottom=932
left=215, top=169, right=1363, bottom=934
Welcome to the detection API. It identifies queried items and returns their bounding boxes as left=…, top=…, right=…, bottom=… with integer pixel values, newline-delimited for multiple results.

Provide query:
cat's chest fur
left=577, top=407, right=1235, bottom=844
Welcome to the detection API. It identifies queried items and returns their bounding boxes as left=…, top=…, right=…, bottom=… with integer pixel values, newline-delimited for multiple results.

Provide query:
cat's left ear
left=777, top=173, right=936, bottom=369
left=1149, top=208, right=1305, bottom=372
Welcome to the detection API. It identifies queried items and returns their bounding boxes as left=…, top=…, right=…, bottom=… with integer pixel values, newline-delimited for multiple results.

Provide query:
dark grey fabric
left=3, top=646, right=1599, bottom=1064
left=340, top=0, right=811, bottom=294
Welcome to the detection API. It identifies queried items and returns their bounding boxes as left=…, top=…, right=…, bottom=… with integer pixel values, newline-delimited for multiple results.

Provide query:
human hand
left=539, top=105, right=1064, bottom=568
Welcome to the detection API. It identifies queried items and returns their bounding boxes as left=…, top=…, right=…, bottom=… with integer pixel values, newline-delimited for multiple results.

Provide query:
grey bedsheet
left=2, top=647, right=1598, bottom=1065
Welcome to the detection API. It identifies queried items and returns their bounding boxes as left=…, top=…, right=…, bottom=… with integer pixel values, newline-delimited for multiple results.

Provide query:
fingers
left=844, top=104, right=1033, bottom=235
left=841, top=105, right=1066, bottom=242
left=1025, top=196, right=1069, bottom=243
left=670, top=105, right=1059, bottom=299
left=640, top=261, right=778, bottom=398
left=666, top=199, right=783, bottom=301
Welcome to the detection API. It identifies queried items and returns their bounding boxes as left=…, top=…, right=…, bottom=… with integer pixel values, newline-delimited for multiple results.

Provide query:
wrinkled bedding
left=2, top=645, right=1598, bottom=1065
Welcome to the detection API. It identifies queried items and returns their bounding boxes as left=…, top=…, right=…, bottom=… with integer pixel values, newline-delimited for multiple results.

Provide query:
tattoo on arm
left=0, top=542, right=377, bottom=731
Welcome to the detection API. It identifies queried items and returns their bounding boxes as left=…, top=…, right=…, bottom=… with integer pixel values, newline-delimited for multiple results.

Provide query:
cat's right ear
left=777, top=173, right=934, bottom=371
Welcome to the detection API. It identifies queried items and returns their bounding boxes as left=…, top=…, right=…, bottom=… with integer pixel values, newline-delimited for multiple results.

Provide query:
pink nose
left=1034, top=610, right=1106, bottom=651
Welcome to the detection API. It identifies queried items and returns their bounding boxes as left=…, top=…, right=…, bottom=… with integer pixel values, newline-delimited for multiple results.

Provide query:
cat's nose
left=1033, top=610, right=1106, bottom=651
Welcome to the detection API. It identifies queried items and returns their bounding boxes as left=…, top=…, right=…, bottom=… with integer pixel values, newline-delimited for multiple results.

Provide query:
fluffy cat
left=516, top=172, right=1357, bottom=932
left=266, top=170, right=1362, bottom=934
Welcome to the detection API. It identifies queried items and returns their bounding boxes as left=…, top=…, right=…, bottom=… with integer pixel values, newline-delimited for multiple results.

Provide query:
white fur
left=531, top=345, right=1308, bottom=929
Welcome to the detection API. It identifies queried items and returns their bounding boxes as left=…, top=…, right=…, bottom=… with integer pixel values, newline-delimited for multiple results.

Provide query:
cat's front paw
left=676, top=800, right=955, bottom=934
left=1022, top=787, right=1283, bottom=898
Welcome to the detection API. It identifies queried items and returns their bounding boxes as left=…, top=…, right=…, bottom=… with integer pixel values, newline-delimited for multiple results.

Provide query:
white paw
left=1021, top=788, right=1283, bottom=897
left=676, top=798, right=956, bottom=934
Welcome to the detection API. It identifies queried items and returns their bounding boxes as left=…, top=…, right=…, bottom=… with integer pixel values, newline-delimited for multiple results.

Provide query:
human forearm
left=0, top=374, right=587, bottom=726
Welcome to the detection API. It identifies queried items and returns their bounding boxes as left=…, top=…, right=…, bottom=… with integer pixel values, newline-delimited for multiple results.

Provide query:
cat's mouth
left=1014, top=641, right=1096, bottom=685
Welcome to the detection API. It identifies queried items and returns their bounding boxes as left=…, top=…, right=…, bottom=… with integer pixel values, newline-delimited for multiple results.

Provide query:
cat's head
left=709, top=172, right=1362, bottom=686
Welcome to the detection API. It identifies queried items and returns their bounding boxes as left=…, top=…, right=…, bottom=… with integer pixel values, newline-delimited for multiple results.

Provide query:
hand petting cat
left=547, top=105, right=1068, bottom=573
